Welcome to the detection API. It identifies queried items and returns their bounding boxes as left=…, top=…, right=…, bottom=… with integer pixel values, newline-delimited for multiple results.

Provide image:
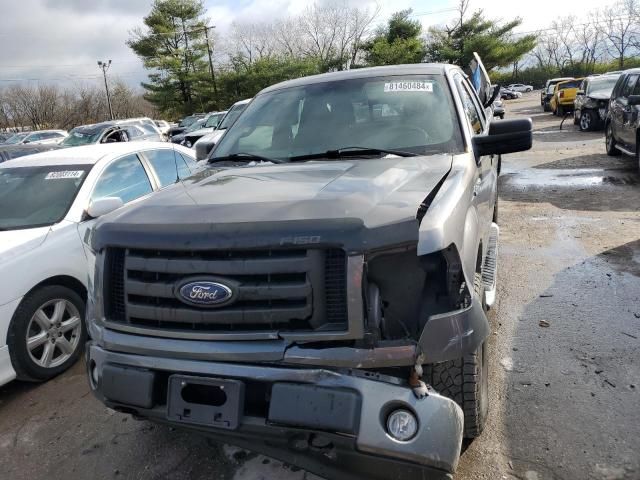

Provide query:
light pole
left=97, top=60, right=114, bottom=120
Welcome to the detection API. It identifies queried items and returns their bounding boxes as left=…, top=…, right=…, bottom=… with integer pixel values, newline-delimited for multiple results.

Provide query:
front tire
left=425, top=272, right=489, bottom=439
left=605, top=122, right=621, bottom=156
left=7, top=286, right=86, bottom=382
left=580, top=110, right=596, bottom=132
left=557, top=105, right=564, bottom=116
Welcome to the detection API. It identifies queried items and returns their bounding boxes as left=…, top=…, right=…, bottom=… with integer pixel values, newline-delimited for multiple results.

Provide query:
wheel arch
left=23, top=275, right=87, bottom=303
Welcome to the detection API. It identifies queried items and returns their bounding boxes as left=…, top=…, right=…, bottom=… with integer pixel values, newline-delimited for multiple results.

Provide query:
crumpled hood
left=94, top=155, right=453, bottom=251
left=587, top=92, right=611, bottom=101
left=0, top=227, right=50, bottom=264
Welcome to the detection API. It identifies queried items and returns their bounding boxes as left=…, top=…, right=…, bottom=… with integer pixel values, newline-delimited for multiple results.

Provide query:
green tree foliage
left=426, top=11, right=536, bottom=71
left=363, top=10, right=426, bottom=66
left=128, top=0, right=211, bottom=117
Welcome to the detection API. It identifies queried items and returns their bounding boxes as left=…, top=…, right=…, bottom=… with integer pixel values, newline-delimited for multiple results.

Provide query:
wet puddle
left=502, top=168, right=639, bottom=189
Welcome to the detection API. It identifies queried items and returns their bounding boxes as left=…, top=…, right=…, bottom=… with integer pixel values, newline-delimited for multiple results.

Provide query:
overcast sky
left=0, top=0, right=608, bottom=91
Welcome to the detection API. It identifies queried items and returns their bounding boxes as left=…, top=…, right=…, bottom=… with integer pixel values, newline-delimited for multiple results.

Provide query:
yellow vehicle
left=550, top=78, right=584, bottom=116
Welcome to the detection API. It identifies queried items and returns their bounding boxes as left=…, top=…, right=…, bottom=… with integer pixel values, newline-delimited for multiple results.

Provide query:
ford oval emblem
left=177, top=280, right=234, bottom=307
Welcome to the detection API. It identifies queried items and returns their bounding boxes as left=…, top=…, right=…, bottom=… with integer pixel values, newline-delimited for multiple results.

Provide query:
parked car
left=500, top=87, right=521, bottom=100
left=605, top=69, right=640, bottom=172
left=154, top=120, right=171, bottom=137
left=170, top=118, right=206, bottom=145
left=0, top=132, right=16, bottom=143
left=168, top=114, right=206, bottom=137
left=541, top=77, right=574, bottom=111
left=0, top=144, right=61, bottom=163
left=61, top=121, right=160, bottom=147
left=194, top=99, right=252, bottom=160
left=507, top=83, right=533, bottom=93
left=550, top=78, right=584, bottom=116
left=0, top=142, right=199, bottom=387
left=86, top=63, right=532, bottom=479
left=3, top=130, right=68, bottom=145
left=181, top=111, right=227, bottom=147
left=574, top=74, right=621, bottom=131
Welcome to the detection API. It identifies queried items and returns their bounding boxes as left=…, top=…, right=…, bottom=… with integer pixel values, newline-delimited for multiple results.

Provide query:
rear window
left=558, top=81, right=581, bottom=90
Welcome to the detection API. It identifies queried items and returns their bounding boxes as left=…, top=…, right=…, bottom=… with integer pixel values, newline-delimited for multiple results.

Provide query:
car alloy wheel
left=26, top=299, right=82, bottom=369
left=580, top=112, right=592, bottom=131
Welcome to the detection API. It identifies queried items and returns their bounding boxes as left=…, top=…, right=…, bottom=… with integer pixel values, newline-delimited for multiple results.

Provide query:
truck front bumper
left=87, top=342, right=463, bottom=479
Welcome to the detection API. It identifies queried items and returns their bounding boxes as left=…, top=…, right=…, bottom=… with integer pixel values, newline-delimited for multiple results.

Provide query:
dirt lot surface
left=0, top=93, right=638, bottom=480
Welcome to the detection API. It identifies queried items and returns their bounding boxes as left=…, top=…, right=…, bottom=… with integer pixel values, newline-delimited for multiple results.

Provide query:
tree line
left=0, top=80, right=156, bottom=132
left=497, top=0, right=640, bottom=86
left=128, top=0, right=535, bottom=117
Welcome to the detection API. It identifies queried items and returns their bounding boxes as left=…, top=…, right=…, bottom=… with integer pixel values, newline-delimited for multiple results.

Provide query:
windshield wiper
left=289, top=146, right=418, bottom=162
left=208, top=152, right=286, bottom=164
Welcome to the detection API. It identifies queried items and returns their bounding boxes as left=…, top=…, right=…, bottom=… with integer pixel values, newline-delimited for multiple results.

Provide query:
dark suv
left=605, top=69, right=640, bottom=171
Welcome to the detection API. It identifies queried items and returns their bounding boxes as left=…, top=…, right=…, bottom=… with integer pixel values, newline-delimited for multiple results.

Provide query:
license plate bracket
left=167, top=375, right=244, bottom=430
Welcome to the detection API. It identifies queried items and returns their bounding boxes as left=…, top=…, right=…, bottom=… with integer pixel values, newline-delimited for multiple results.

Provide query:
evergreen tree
left=128, top=0, right=211, bottom=116
left=363, top=10, right=427, bottom=66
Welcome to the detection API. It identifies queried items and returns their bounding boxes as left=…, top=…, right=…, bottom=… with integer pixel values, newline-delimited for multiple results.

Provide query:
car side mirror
left=86, top=197, right=124, bottom=219
left=23, top=139, right=30, bottom=144
left=576, top=90, right=585, bottom=96
left=628, top=95, right=640, bottom=106
left=473, top=118, right=533, bottom=157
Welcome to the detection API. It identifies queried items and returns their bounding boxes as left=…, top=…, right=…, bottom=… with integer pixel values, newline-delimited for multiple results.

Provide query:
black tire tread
left=426, top=349, right=485, bottom=438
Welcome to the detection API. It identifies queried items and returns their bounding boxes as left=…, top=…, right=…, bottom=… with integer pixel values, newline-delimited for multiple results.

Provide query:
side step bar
left=482, top=223, right=499, bottom=307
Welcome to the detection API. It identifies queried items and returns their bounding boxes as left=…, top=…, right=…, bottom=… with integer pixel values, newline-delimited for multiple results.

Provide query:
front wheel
left=580, top=110, right=596, bottom=132
left=7, top=285, right=86, bottom=382
left=426, top=340, right=489, bottom=439
left=557, top=105, right=565, bottom=116
left=605, top=123, right=621, bottom=156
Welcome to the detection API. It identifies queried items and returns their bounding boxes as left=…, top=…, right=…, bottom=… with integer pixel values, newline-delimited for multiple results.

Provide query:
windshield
left=61, top=127, right=103, bottom=146
left=179, top=116, right=198, bottom=128
left=186, top=119, right=205, bottom=133
left=558, top=80, right=581, bottom=90
left=204, top=113, right=223, bottom=128
left=587, top=76, right=619, bottom=95
left=218, top=103, right=248, bottom=130
left=212, top=75, right=462, bottom=162
left=0, top=165, right=90, bottom=230
left=4, top=133, right=29, bottom=145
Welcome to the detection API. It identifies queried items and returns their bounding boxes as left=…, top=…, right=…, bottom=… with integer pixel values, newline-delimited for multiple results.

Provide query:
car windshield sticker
left=384, top=81, right=433, bottom=93
left=45, top=170, right=85, bottom=180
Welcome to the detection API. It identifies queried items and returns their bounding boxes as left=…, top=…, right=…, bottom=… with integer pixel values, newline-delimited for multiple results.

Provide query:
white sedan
left=0, top=142, right=199, bottom=386
left=507, top=83, right=533, bottom=93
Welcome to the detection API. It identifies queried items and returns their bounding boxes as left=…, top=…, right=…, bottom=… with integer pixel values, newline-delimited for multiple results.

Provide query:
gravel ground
left=0, top=93, right=638, bottom=480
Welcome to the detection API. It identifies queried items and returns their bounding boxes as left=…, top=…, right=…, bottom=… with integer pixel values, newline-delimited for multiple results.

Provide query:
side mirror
left=473, top=118, right=533, bottom=157
left=576, top=90, right=585, bottom=96
left=628, top=95, right=640, bottom=106
left=86, top=197, right=124, bottom=219
left=23, top=139, right=30, bottom=144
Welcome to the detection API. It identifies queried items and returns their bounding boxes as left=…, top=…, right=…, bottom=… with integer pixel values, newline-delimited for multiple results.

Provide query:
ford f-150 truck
left=86, top=64, right=532, bottom=479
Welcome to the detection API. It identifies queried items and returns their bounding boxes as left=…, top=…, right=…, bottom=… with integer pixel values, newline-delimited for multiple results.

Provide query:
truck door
left=613, top=74, right=639, bottom=148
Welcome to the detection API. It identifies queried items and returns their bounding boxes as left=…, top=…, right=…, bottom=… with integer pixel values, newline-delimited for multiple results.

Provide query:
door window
left=144, top=149, right=179, bottom=187
left=91, top=154, right=152, bottom=204
left=620, top=74, right=639, bottom=99
left=176, top=152, right=197, bottom=179
left=455, top=75, right=484, bottom=134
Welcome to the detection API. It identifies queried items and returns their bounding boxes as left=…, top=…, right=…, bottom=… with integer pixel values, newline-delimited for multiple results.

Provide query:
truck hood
left=0, top=226, right=50, bottom=264
left=186, top=127, right=215, bottom=138
left=94, top=155, right=453, bottom=251
left=587, top=92, right=611, bottom=101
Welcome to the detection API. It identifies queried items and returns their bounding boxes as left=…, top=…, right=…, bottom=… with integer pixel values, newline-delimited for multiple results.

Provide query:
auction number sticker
left=384, top=81, right=433, bottom=93
left=45, top=170, right=85, bottom=180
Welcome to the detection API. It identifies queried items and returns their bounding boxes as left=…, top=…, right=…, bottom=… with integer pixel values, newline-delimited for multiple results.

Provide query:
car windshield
left=186, top=119, right=205, bottom=133
left=0, top=164, right=91, bottom=230
left=587, top=76, right=619, bottom=95
left=179, top=116, right=198, bottom=127
left=204, top=113, right=223, bottom=128
left=4, top=133, right=29, bottom=145
left=61, top=127, right=104, bottom=146
left=558, top=80, right=581, bottom=90
left=218, top=104, right=248, bottom=130
left=212, top=75, right=463, bottom=162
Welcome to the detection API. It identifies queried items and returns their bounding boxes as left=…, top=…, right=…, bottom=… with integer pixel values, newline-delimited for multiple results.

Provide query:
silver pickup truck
left=85, top=64, right=532, bottom=479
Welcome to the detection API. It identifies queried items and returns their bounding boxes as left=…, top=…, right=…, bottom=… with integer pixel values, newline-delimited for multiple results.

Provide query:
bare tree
left=595, top=0, right=639, bottom=69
